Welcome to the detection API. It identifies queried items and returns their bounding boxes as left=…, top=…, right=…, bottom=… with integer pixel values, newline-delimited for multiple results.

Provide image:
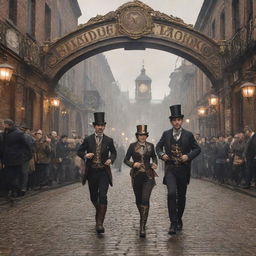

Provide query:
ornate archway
left=42, top=1, right=224, bottom=87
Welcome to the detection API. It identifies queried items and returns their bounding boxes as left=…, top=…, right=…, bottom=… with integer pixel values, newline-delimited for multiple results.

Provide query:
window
left=9, top=0, right=17, bottom=24
left=232, top=0, right=240, bottom=33
left=220, top=11, right=226, bottom=39
left=247, top=0, right=253, bottom=22
left=211, top=20, right=216, bottom=38
left=23, top=87, right=35, bottom=129
left=44, top=3, right=51, bottom=41
left=27, top=0, right=36, bottom=37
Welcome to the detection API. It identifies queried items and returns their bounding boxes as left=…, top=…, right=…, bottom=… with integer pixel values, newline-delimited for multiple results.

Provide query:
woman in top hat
left=124, top=125, right=158, bottom=237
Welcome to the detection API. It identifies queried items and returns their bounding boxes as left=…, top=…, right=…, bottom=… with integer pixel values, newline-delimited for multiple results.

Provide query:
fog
left=77, top=0, right=204, bottom=99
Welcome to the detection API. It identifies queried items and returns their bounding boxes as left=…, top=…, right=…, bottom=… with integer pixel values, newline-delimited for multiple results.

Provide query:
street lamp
left=0, top=63, right=14, bottom=84
left=185, top=119, right=190, bottom=123
left=61, top=109, right=67, bottom=115
left=240, top=82, right=256, bottom=98
left=197, top=106, right=206, bottom=116
left=208, top=94, right=218, bottom=106
left=50, top=97, right=60, bottom=107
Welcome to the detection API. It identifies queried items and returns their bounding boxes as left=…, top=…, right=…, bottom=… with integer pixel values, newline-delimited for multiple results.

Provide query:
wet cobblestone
left=0, top=168, right=256, bottom=256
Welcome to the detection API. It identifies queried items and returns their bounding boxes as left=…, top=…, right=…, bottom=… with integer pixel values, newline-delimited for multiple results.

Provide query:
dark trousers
left=245, top=160, right=256, bottom=186
left=2, top=165, right=22, bottom=194
left=215, top=163, right=227, bottom=183
left=87, top=168, right=109, bottom=205
left=133, top=172, right=155, bottom=206
left=165, top=166, right=188, bottom=223
left=231, top=164, right=245, bottom=185
left=35, top=163, right=50, bottom=187
left=21, top=160, right=30, bottom=191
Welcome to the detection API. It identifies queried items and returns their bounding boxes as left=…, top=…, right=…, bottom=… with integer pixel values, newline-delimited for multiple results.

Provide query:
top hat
left=136, top=125, right=149, bottom=136
left=93, top=112, right=106, bottom=125
left=169, top=104, right=184, bottom=119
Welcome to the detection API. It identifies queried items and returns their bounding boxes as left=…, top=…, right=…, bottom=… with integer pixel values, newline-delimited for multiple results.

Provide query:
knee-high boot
left=93, top=202, right=99, bottom=223
left=139, top=205, right=149, bottom=237
left=96, top=204, right=107, bottom=233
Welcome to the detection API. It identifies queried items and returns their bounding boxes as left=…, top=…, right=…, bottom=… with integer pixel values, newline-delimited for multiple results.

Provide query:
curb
left=0, top=180, right=80, bottom=206
left=200, top=178, right=256, bottom=198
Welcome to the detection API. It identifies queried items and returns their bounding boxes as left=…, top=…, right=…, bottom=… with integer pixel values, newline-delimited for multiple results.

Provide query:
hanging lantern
left=197, top=106, right=206, bottom=116
left=0, top=63, right=14, bottom=83
left=240, top=82, right=256, bottom=98
left=50, top=97, right=60, bottom=107
left=208, top=94, right=218, bottom=106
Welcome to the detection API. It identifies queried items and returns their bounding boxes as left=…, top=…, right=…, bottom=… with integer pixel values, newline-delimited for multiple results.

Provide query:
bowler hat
left=169, top=104, right=184, bottom=120
left=4, top=119, right=14, bottom=126
left=136, top=125, right=149, bottom=136
left=93, top=112, right=106, bottom=126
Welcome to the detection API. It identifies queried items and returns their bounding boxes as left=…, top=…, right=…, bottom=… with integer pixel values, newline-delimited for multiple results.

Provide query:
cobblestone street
left=0, top=168, right=256, bottom=256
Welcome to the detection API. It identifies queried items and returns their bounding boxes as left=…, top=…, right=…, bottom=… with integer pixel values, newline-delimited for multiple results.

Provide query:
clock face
left=6, top=29, right=19, bottom=54
left=138, top=83, right=149, bottom=93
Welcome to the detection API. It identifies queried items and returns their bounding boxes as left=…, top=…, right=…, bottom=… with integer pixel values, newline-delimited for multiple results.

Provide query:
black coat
left=77, top=134, right=117, bottom=185
left=156, top=128, right=201, bottom=184
left=245, top=133, right=256, bottom=163
left=0, top=127, right=32, bottom=166
left=124, top=142, right=158, bottom=170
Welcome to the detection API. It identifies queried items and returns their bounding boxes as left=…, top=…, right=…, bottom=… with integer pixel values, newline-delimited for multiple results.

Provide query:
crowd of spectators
left=192, top=127, right=256, bottom=189
left=0, top=119, right=83, bottom=198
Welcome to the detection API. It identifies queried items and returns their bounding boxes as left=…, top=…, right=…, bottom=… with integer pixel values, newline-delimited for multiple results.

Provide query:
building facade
left=167, top=0, right=256, bottom=137
left=0, top=0, right=124, bottom=137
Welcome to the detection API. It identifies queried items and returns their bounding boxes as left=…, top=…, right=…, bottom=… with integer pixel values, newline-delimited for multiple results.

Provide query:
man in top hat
left=77, top=112, right=116, bottom=234
left=156, top=105, right=201, bottom=235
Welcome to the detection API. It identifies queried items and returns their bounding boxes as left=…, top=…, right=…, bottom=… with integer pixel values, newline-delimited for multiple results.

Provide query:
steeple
left=135, top=62, right=152, bottom=102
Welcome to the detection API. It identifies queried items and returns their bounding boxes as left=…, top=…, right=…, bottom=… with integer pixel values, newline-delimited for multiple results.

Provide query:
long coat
left=244, top=133, right=256, bottom=163
left=77, top=134, right=117, bottom=186
left=156, top=128, right=201, bottom=184
left=0, top=127, right=32, bottom=166
left=34, top=138, right=52, bottom=164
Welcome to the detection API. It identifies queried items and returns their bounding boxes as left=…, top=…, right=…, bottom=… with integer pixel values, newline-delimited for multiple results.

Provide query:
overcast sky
left=77, top=0, right=204, bottom=99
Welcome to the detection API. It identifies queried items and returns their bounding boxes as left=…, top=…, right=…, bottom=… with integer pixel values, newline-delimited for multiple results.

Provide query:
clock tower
left=135, top=65, right=152, bottom=102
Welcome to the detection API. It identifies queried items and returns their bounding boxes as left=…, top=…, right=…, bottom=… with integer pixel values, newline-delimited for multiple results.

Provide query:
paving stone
left=0, top=168, right=255, bottom=256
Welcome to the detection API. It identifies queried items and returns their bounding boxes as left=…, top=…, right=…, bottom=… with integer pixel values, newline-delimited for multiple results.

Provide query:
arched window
left=44, top=3, right=51, bottom=41
left=27, top=0, right=36, bottom=37
left=220, top=11, right=226, bottom=39
left=211, top=20, right=216, bottom=38
left=232, top=0, right=240, bottom=33
left=247, top=0, right=253, bottom=22
left=23, top=87, right=35, bottom=129
left=9, top=0, right=17, bottom=24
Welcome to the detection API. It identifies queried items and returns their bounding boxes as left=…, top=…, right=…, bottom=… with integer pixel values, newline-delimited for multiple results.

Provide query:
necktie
left=96, top=135, right=102, bottom=144
left=174, top=130, right=181, bottom=141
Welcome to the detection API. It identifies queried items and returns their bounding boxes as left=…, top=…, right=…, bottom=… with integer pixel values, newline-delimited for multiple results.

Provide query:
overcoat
left=77, top=134, right=117, bottom=186
left=156, top=128, right=201, bottom=184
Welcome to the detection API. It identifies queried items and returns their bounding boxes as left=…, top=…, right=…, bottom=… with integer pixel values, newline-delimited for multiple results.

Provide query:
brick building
left=0, top=0, right=124, bottom=137
left=167, top=0, right=256, bottom=137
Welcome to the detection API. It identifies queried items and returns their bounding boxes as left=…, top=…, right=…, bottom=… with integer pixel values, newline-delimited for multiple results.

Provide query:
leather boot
left=93, top=202, right=99, bottom=223
left=177, top=219, right=183, bottom=231
left=139, top=205, right=149, bottom=238
left=96, top=204, right=107, bottom=233
left=168, top=222, right=177, bottom=235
